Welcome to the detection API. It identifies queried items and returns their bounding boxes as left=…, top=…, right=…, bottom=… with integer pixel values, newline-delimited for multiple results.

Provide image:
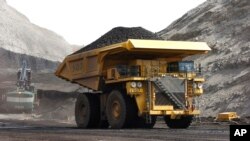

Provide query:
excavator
left=0, top=60, right=38, bottom=113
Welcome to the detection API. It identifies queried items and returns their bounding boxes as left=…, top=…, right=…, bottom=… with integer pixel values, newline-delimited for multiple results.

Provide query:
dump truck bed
left=55, top=39, right=210, bottom=90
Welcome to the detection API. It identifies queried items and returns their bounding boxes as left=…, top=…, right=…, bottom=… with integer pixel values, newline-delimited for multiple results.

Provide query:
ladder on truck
left=152, top=77, right=187, bottom=110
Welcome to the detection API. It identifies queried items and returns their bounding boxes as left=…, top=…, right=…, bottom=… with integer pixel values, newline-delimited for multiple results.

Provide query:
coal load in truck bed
left=74, top=27, right=162, bottom=54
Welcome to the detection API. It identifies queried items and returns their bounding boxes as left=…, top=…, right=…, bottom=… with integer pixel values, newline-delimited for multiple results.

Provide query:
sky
left=6, top=0, right=206, bottom=46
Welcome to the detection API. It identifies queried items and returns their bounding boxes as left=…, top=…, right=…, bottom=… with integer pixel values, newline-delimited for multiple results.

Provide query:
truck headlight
left=130, top=82, right=136, bottom=88
left=137, top=82, right=142, bottom=88
left=197, top=83, right=203, bottom=89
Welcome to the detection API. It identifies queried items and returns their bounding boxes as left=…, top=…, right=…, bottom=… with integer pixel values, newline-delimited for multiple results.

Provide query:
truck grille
left=153, top=76, right=187, bottom=109
left=155, top=92, right=185, bottom=108
left=155, top=92, right=171, bottom=105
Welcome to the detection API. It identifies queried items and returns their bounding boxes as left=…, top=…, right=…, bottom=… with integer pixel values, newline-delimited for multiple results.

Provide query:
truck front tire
left=164, top=115, right=193, bottom=129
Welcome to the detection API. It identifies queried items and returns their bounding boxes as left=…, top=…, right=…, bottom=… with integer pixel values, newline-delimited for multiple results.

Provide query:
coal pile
left=74, top=27, right=162, bottom=54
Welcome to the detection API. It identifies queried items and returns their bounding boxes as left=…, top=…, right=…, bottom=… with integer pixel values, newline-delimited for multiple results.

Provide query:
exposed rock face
left=0, top=0, right=6, bottom=6
left=158, top=0, right=250, bottom=116
left=0, top=0, right=80, bottom=120
left=0, top=0, right=79, bottom=87
left=0, top=0, right=72, bottom=89
left=0, top=48, right=58, bottom=73
left=0, top=0, right=75, bottom=61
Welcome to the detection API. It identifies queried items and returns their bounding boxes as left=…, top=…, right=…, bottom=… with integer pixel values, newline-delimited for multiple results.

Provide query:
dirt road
left=0, top=115, right=230, bottom=141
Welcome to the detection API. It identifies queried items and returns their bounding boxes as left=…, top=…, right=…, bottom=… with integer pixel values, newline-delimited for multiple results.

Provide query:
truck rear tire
left=164, top=115, right=193, bottom=129
left=75, top=94, right=100, bottom=128
left=106, top=90, right=136, bottom=129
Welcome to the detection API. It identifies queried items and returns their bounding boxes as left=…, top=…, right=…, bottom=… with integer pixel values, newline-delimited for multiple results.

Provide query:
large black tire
left=164, top=116, right=193, bottom=129
left=75, top=94, right=100, bottom=128
left=106, top=90, right=136, bottom=129
left=135, top=116, right=157, bottom=129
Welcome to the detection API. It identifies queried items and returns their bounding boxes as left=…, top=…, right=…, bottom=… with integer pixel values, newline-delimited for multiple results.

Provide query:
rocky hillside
left=0, top=0, right=80, bottom=90
left=0, top=0, right=75, bottom=62
left=158, top=0, right=250, bottom=117
left=0, top=0, right=82, bottom=121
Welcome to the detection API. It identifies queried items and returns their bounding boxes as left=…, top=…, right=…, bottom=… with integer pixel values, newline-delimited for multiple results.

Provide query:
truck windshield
left=168, top=61, right=194, bottom=73
left=116, top=65, right=140, bottom=77
left=179, top=61, right=194, bottom=72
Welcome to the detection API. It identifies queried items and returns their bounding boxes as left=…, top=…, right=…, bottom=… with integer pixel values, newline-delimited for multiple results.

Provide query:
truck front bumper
left=149, top=109, right=200, bottom=116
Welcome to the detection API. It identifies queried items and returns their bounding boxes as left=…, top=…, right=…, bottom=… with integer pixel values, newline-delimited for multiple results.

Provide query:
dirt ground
left=0, top=114, right=231, bottom=141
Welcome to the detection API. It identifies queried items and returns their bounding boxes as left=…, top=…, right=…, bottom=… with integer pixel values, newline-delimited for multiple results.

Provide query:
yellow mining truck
left=55, top=39, right=211, bottom=129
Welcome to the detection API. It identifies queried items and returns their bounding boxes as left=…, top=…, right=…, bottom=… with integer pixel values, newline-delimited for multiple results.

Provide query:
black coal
left=74, top=27, right=162, bottom=54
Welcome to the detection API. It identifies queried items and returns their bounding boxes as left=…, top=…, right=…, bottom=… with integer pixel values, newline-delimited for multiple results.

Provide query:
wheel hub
left=112, top=100, right=121, bottom=119
left=80, top=104, right=87, bottom=117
